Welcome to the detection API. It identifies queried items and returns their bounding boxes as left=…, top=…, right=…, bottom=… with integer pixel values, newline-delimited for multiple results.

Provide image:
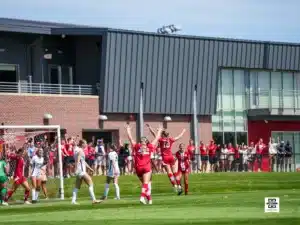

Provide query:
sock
left=146, top=182, right=152, bottom=201
left=140, top=183, right=148, bottom=198
left=35, top=191, right=40, bottom=201
left=88, top=185, right=96, bottom=201
left=184, top=183, right=189, bottom=194
left=24, top=190, right=30, bottom=202
left=168, top=173, right=176, bottom=186
left=175, top=173, right=182, bottom=186
left=72, top=188, right=78, bottom=203
left=114, top=183, right=120, bottom=199
left=0, top=188, right=7, bottom=203
left=104, top=183, right=110, bottom=197
left=5, top=190, right=13, bottom=202
left=32, top=189, right=36, bottom=201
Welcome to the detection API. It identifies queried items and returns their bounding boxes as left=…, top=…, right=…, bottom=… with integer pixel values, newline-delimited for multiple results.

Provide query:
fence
left=0, top=81, right=94, bottom=96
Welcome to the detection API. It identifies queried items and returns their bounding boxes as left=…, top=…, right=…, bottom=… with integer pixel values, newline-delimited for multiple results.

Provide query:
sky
left=2, top=0, right=300, bottom=42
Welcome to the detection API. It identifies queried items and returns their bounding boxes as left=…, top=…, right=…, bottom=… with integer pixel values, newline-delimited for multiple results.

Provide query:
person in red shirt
left=208, top=140, right=217, bottom=172
left=227, top=143, right=235, bottom=171
left=234, top=144, right=241, bottom=172
left=147, top=124, right=186, bottom=193
left=175, top=143, right=191, bottom=195
left=187, top=139, right=196, bottom=173
left=5, top=148, right=31, bottom=204
left=86, top=143, right=96, bottom=174
left=200, top=141, right=208, bottom=173
left=256, top=138, right=266, bottom=172
left=126, top=124, right=163, bottom=205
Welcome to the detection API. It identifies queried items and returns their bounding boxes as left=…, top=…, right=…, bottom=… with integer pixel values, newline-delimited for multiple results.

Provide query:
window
left=236, top=132, right=247, bottom=145
left=213, top=132, right=223, bottom=145
left=223, top=111, right=234, bottom=132
left=224, top=132, right=235, bottom=145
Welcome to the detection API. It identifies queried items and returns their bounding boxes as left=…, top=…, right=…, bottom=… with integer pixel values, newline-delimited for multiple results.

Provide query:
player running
left=5, top=148, right=31, bottom=204
left=101, top=144, right=120, bottom=200
left=31, top=148, right=47, bottom=203
left=0, top=153, right=9, bottom=206
left=147, top=124, right=186, bottom=192
left=71, top=139, right=101, bottom=205
left=126, top=124, right=163, bottom=205
left=175, top=143, right=192, bottom=195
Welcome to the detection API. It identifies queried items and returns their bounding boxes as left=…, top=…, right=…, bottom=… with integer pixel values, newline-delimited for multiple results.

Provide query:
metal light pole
left=193, top=84, right=200, bottom=172
left=139, top=82, right=144, bottom=138
left=157, top=24, right=181, bottom=34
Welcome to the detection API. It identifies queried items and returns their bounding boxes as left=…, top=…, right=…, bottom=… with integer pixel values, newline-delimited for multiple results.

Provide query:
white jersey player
left=71, top=139, right=101, bottom=205
left=101, top=144, right=120, bottom=200
left=30, top=148, right=46, bottom=203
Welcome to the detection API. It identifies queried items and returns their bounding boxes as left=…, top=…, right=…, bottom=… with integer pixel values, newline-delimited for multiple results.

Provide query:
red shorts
left=13, top=176, right=27, bottom=185
left=135, top=166, right=151, bottom=177
left=177, top=167, right=190, bottom=174
left=162, top=155, right=175, bottom=166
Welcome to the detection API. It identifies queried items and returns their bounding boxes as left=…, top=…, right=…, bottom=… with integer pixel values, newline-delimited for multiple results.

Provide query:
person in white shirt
left=94, top=139, right=106, bottom=175
left=239, top=145, right=251, bottom=172
left=31, top=148, right=46, bottom=203
left=101, top=144, right=120, bottom=200
left=268, top=137, right=278, bottom=172
left=220, top=144, right=228, bottom=172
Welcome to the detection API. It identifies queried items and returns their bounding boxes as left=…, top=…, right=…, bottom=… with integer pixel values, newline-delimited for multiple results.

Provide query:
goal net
left=0, top=125, right=64, bottom=201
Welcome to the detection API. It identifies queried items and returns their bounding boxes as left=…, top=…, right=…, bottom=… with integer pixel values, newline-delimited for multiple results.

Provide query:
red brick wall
left=0, top=93, right=99, bottom=136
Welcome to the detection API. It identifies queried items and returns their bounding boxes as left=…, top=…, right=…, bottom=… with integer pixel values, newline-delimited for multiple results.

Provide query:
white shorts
left=31, top=170, right=42, bottom=178
left=76, top=171, right=86, bottom=178
left=95, top=156, right=106, bottom=166
left=107, top=169, right=120, bottom=178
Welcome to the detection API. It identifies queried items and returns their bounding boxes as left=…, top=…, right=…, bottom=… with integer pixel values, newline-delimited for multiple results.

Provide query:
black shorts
left=201, top=155, right=208, bottom=161
left=87, top=159, right=95, bottom=167
left=209, top=156, right=217, bottom=164
left=64, top=156, right=75, bottom=164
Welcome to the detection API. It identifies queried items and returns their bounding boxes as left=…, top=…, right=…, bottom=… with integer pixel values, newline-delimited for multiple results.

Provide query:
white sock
left=104, top=183, right=110, bottom=197
left=72, top=188, right=78, bottom=203
left=114, top=183, right=120, bottom=199
left=147, top=182, right=152, bottom=196
left=32, top=189, right=36, bottom=201
left=88, top=185, right=96, bottom=201
left=35, top=191, right=39, bottom=201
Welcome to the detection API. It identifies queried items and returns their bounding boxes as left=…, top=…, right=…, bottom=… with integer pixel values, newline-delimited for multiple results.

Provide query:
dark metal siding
left=103, top=31, right=298, bottom=115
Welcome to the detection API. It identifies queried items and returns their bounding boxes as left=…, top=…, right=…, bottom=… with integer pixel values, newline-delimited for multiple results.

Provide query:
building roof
left=0, top=17, right=299, bottom=46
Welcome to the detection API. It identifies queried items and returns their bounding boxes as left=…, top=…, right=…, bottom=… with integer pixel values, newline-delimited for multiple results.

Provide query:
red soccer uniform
left=175, top=150, right=191, bottom=173
left=9, top=154, right=26, bottom=185
left=208, top=144, right=217, bottom=157
left=187, top=145, right=195, bottom=160
left=133, top=143, right=154, bottom=176
left=256, top=143, right=265, bottom=155
left=227, top=147, right=235, bottom=155
left=88, top=147, right=95, bottom=160
left=158, top=137, right=175, bottom=165
left=200, top=144, right=208, bottom=156
left=62, top=144, right=68, bottom=157
left=66, top=144, right=74, bottom=157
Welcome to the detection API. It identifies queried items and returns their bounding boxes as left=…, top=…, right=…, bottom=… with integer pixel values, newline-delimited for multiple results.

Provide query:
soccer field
left=1, top=173, right=300, bottom=225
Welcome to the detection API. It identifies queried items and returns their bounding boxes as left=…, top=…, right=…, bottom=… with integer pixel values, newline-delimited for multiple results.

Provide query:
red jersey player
left=126, top=124, right=163, bottom=205
left=5, top=148, right=31, bottom=204
left=256, top=138, right=266, bottom=172
left=147, top=124, right=186, bottom=193
left=175, top=143, right=191, bottom=195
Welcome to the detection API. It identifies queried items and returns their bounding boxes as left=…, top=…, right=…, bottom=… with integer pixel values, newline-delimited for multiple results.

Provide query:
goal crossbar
left=0, top=124, right=65, bottom=200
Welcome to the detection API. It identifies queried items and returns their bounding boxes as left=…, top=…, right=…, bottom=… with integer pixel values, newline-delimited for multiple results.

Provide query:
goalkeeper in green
left=0, top=153, right=9, bottom=206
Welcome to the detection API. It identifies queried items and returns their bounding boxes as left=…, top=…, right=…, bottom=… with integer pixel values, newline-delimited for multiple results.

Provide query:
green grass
left=1, top=173, right=300, bottom=225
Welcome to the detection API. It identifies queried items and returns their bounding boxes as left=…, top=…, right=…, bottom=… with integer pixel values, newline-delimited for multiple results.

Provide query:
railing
left=246, top=89, right=300, bottom=110
left=0, top=81, right=95, bottom=96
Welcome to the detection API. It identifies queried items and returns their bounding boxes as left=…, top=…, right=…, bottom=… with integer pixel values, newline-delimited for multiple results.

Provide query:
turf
left=1, top=173, right=300, bottom=225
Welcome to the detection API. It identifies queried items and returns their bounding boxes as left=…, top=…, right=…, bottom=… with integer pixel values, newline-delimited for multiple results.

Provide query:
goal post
left=0, top=124, right=64, bottom=200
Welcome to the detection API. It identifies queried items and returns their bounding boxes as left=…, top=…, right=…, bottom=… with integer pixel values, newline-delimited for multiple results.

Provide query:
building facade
left=1, top=18, right=300, bottom=168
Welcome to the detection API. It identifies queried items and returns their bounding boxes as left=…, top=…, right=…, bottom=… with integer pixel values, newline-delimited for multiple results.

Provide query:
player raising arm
left=175, top=143, right=191, bottom=196
left=5, top=148, right=31, bottom=204
left=126, top=124, right=163, bottom=205
left=31, top=148, right=47, bottom=203
left=0, top=153, right=9, bottom=206
left=71, top=140, right=101, bottom=205
left=147, top=124, right=186, bottom=193
left=101, top=144, right=121, bottom=200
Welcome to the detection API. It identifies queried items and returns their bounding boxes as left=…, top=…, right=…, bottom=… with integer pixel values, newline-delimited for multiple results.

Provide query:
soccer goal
left=0, top=125, right=64, bottom=200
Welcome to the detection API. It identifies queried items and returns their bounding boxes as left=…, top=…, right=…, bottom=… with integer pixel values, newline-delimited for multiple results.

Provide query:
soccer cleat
left=173, top=185, right=178, bottom=193
left=24, top=201, right=32, bottom=205
left=92, top=200, right=103, bottom=204
left=114, top=197, right=120, bottom=200
left=71, top=201, right=79, bottom=205
left=100, top=196, right=107, bottom=200
left=1, top=202, right=9, bottom=206
left=177, top=188, right=183, bottom=196
left=32, top=200, right=37, bottom=204
left=140, top=197, right=147, bottom=205
left=148, top=200, right=153, bottom=205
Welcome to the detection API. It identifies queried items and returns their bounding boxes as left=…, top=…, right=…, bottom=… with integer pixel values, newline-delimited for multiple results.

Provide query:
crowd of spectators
left=0, top=132, right=295, bottom=179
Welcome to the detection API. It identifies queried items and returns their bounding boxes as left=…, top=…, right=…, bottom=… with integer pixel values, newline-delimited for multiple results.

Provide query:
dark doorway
left=0, top=64, right=18, bottom=93
left=0, top=70, right=17, bottom=82
left=82, top=130, right=114, bottom=148
left=50, top=67, right=59, bottom=84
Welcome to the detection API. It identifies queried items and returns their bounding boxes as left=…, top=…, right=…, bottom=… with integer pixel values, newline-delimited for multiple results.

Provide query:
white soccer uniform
left=74, top=147, right=86, bottom=178
left=95, top=145, right=106, bottom=166
left=107, top=151, right=120, bottom=177
left=31, top=155, right=44, bottom=177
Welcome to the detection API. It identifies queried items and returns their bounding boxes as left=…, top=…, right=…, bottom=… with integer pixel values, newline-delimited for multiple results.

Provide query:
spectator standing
left=187, top=140, right=196, bottom=173
left=118, top=142, right=130, bottom=175
left=284, top=140, right=293, bottom=172
left=234, top=144, right=241, bottom=172
left=239, top=144, right=250, bottom=172
left=200, top=142, right=208, bottom=173
left=220, top=144, right=228, bottom=172
left=208, top=140, right=217, bottom=173
left=255, top=138, right=265, bottom=172
left=95, top=139, right=106, bottom=176
left=268, top=137, right=278, bottom=172
left=248, top=142, right=256, bottom=172
left=276, top=141, right=285, bottom=172
left=227, top=143, right=235, bottom=172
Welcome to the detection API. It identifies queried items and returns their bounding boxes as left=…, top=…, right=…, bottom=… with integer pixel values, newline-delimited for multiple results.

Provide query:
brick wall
left=0, top=93, right=99, bottom=136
